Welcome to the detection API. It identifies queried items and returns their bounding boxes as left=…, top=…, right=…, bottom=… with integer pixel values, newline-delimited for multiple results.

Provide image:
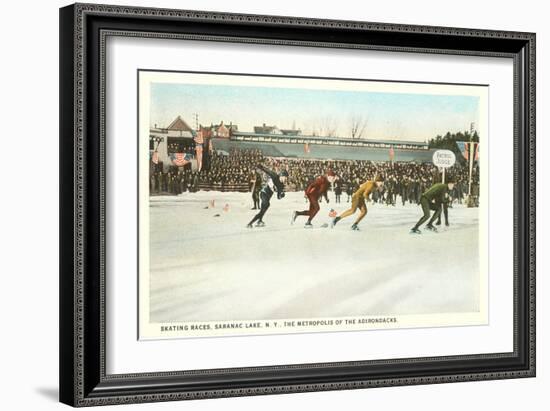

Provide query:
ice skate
left=425, top=224, right=438, bottom=232
left=304, top=222, right=313, bottom=228
left=246, top=223, right=253, bottom=229
left=351, top=223, right=360, bottom=231
left=331, top=216, right=341, bottom=228
left=255, top=221, right=266, bottom=227
left=291, top=211, right=298, bottom=225
left=410, top=227, right=422, bottom=234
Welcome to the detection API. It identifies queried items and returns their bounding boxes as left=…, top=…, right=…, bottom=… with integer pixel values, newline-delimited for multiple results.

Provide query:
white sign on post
left=432, top=149, right=456, bottom=183
left=432, top=149, right=456, bottom=168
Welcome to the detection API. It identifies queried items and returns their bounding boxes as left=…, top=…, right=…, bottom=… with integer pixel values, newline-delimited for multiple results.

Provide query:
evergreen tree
left=428, top=130, right=479, bottom=164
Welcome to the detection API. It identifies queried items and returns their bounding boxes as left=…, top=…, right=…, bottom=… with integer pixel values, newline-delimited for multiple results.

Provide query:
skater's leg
left=248, top=209, right=263, bottom=226
left=307, top=197, right=320, bottom=223
left=249, top=204, right=267, bottom=225
left=412, top=197, right=431, bottom=229
left=338, top=205, right=357, bottom=220
left=354, top=202, right=368, bottom=225
left=427, top=204, right=442, bottom=226
left=295, top=194, right=313, bottom=217
left=335, top=194, right=359, bottom=222
left=443, top=203, right=449, bottom=225
left=332, top=204, right=355, bottom=227
left=257, top=203, right=270, bottom=223
left=248, top=193, right=270, bottom=226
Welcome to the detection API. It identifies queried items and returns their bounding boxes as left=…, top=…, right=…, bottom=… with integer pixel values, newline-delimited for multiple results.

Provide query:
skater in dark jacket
left=246, top=164, right=285, bottom=228
left=410, top=180, right=454, bottom=233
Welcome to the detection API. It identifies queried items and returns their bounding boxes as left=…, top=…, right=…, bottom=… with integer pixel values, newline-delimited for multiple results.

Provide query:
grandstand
left=212, top=131, right=435, bottom=162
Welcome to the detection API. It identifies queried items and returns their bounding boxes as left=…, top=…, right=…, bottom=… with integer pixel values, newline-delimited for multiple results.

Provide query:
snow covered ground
left=148, top=191, right=480, bottom=323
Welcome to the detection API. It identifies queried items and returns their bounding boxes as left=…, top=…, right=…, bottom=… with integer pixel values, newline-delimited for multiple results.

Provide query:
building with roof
left=149, top=116, right=197, bottom=170
left=165, top=115, right=194, bottom=135
left=254, top=124, right=282, bottom=135
left=199, top=122, right=238, bottom=139
left=280, top=128, right=301, bottom=136
left=253, top=124, right=301, bottom=136
left=214, top=130, right=433, bottom=162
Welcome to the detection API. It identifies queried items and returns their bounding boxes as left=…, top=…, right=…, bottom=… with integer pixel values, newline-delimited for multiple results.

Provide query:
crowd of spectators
left=150, top=147, right=479, bottom=205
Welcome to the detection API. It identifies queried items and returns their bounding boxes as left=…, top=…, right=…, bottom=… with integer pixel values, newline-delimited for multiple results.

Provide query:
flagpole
left=468, top=141, right=474, bottom=197
left=468, top=123, right=475, bottom=207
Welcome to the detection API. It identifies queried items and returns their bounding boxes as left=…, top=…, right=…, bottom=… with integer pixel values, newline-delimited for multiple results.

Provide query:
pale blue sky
left=150, top=82, right=481, bottom=142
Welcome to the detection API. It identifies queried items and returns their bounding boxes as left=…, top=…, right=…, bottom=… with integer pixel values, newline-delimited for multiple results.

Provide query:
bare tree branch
left=350, top=114, right=367, bottom=139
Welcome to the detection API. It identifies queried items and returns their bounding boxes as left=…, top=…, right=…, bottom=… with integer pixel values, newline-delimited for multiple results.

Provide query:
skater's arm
left=305, top=180, right=316, bottom=195
left=362, top=182, right=375, bottom=199
left=257, top=164, right=284, bottom=193
left=256, top=164, right=269, bottom=173
left=322, top=178, right=330, bottom=202
left=435, top=190, right=448, bottom=205
left=257, top=164, right=277, bottom=181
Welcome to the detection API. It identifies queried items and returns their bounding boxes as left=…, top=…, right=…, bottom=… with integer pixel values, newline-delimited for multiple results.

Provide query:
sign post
left=432, top=149, right=456, bottom=183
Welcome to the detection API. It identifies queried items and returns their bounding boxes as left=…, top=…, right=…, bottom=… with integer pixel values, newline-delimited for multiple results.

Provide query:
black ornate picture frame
left=59, top=3, right=535, bottom=407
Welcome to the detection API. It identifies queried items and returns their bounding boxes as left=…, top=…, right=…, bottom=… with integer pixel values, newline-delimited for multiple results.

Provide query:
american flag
left=304, top=143, right=310, bottom=154
left=194, top=130, right=204, bottom=145
left=150, top=150, right=159, bottom=164
left=195, top=145, right=203, bottom=171
left=474, top=143, right=480, bottom=161
left=170, top=152, right=192, bottom=166
left=456, top=141, right=469, bottom=160
left=389, top=146, right=395, bottom=161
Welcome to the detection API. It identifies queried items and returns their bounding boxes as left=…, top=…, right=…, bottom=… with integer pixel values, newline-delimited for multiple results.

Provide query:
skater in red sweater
left=291, top=169, right=335, bottom=228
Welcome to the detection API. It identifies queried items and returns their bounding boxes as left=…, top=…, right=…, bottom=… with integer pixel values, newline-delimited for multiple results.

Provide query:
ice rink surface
left=148, top=191, right=480, bottom=323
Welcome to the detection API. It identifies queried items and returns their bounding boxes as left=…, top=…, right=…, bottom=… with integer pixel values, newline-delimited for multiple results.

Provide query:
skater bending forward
left=247, top=164, right=286, bottom=228
left=410, top=180, right=454, bottom=234
left=332, top=174, right=384, bottom=230
left=292, top=169, right=335, bottom=228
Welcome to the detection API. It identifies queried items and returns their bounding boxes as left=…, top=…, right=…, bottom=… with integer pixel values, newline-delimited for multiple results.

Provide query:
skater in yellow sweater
left=331, top=175, right=385, bottom=230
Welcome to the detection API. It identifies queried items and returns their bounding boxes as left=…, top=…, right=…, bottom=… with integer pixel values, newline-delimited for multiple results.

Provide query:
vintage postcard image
left=138, top=71, right=488, bottom=339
